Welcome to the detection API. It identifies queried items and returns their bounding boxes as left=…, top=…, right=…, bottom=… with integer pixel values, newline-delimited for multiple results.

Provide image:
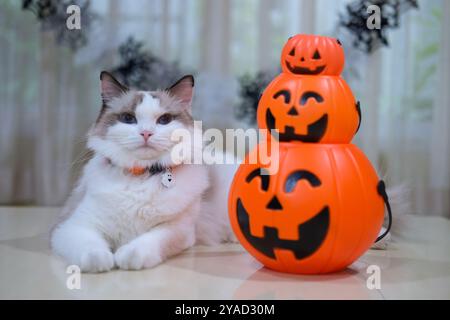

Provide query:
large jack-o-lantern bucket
left=228, top=143, right=386, bottom=274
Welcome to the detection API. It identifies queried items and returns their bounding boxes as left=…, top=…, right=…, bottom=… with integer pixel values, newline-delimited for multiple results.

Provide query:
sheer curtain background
left=0, top=0, right=448, bottom=217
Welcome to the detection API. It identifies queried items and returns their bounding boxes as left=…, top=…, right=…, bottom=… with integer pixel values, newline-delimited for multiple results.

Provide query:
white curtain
left=0, top=0, right=448, bottom=217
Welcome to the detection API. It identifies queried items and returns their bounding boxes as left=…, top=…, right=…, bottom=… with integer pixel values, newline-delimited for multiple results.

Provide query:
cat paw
left=115, top=243, right=162, bottom=270
left=79, top=249, right=114, bottom=273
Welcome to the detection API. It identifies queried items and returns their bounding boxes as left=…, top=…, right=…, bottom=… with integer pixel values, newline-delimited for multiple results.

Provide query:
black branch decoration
left=339, top=0, right=418, bottom=53
left=235, top=70, right=278, bottom=125
left=22, top=0, right=96, bottom=51
left=111, top=37, right=186, bottom=90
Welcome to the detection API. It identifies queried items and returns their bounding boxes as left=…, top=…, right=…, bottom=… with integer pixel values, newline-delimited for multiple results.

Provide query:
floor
left=0, top=206, right=449, bottom=300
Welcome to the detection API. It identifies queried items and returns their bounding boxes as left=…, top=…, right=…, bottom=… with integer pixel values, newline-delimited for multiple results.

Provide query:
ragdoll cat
left=51, top=72, right=237, bottom=272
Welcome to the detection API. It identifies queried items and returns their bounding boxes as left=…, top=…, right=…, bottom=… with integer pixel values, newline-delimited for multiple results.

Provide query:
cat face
left=88, top=72, right=195, bottom=167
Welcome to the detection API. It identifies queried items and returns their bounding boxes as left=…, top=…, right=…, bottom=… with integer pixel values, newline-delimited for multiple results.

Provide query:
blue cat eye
left=118, top=112, right=137, bottom=124
left=157, top=113, right=173, bottom=125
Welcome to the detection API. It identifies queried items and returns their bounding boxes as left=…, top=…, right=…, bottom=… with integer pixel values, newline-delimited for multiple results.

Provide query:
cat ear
left=167, top=75, right=194, bottom=109
left=100, top=71, right=128, bottom=104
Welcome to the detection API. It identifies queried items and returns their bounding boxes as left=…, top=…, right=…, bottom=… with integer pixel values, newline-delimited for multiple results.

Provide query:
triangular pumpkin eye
left=289, top=47, right=296, bottom=56
left=312, top=49, right=321, bottom=59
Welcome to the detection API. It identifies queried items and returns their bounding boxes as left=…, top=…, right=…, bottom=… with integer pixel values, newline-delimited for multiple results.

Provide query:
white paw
left=115, top=243, right=162, bottom=270
left=79, top=249, right=114, bottom=273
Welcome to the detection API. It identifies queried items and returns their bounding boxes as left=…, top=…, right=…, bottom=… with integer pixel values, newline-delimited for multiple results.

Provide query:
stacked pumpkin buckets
left=228, top=34, right=392, bottom=274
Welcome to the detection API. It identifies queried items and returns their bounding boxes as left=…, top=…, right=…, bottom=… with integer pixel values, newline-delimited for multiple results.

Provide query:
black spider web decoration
left=22, top=0, right=96, bottom=51
left=111, top=37, right=186, bottom=90
left=339, top=0, right=418, bottom=53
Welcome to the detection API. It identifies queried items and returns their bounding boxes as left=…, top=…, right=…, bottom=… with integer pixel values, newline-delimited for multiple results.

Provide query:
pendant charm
left=161, top=168, right=174, bottom=188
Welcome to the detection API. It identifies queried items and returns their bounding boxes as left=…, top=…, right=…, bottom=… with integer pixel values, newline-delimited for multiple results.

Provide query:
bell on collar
left=161, top=169, right=174, bottom=188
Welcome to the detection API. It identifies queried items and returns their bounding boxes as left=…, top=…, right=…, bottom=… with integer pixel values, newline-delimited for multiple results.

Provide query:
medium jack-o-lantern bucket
left=257, top=73, right=360, bottom=144
left=228, top=143, right=387, bottom=274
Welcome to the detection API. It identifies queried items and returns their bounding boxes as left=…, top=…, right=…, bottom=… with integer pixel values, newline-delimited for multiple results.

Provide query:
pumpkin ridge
left=342, top=145, right=369, bottom=267
left=336, top=77, right=353, bottom=141
left=325, top=76, right=337, bottom=143
left=317, top=146, right=341, bottom=273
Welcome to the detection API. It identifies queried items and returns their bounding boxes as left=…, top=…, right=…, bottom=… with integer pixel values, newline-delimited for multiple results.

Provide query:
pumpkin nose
left=267, top=196, right=283, bottom=210
left=288, top=106, right=298, bottom=116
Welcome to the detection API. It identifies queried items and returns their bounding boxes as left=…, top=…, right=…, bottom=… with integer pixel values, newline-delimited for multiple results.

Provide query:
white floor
left=0, top=206, right=449, bottom=299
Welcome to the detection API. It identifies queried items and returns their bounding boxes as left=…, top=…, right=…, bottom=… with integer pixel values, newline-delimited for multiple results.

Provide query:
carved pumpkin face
left=257, top=74, right=360, bottom=143
left=228, top=143, right=385, bottom=274
left=281, top=34, right=344, bottom=76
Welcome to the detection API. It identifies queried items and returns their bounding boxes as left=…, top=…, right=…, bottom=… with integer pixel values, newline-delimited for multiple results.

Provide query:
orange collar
left=128, top=164, right=167, bottom=176
left=105, top=158, right=168, bottom=177
left=128, top=166, right=147, bottom=176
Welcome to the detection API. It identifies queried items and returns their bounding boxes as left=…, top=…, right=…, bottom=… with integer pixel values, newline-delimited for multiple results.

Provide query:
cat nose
left=140, top=130, right=152, bottom=142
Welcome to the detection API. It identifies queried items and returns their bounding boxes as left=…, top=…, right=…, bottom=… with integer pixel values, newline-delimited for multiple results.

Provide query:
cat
left=51, top=72, right=237, bottom=272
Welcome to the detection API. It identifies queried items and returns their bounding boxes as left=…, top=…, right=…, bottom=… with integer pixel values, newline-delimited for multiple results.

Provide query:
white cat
left=51, top=72, right=237, bottom=272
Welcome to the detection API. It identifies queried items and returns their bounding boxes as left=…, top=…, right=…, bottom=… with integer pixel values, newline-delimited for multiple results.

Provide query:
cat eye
left=157, top=113, right=173, bottom=125
left=118, top=112, right=137, bottom=124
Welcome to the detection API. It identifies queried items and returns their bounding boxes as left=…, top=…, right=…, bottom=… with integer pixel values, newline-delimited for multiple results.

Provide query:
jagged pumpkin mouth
left=236, top=198, right=329, bottom=260
left=265, top=108, right=328, bottom=142
left=285, top=62, right=326, bottom=75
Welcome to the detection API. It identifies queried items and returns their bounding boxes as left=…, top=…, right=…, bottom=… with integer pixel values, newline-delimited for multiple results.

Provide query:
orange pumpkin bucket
left=257, top=73, right=360, bottom=143
left=281, top=34, right=345, bottom=76
left=228, top=143, right=386, bottom=274
left=228, top=34, right=391, bottom=274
